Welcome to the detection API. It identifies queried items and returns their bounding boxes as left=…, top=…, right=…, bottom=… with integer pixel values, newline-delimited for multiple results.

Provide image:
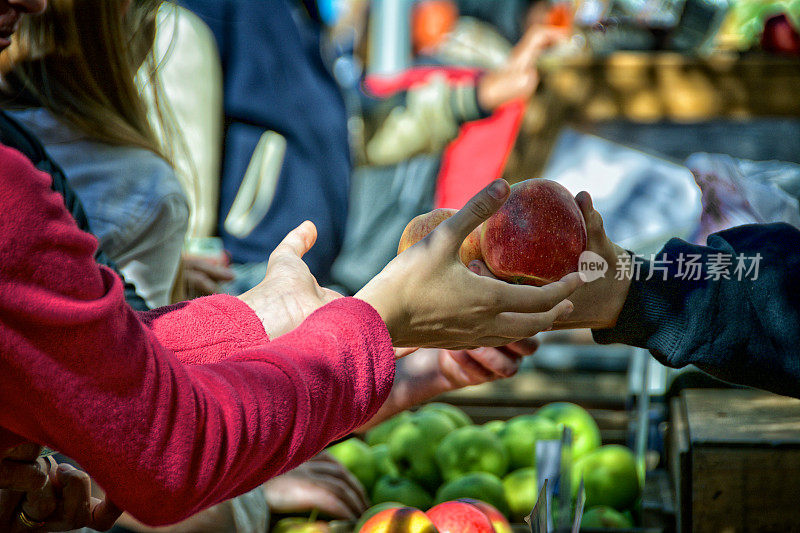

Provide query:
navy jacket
left=595, top=223, right=800, bottom=398
left=182, top=0, right=350, bottom=283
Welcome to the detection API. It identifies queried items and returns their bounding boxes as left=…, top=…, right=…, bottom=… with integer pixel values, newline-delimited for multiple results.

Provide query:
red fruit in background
left=481, top=179, right=587, bottom=286
left=359, top=506, right=438, bottom=533
left=412, top=0, right=459, bottom=53
left=458, top=499, right=512, bottom=533
left=426, top=501, right=495, bottom=533
left=761, top=14, right=800, bottom=56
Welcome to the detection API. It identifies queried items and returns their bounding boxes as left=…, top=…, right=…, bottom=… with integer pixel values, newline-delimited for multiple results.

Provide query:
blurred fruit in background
left=322, top=402, right=643, bottom=528
left=388, top=411, right=457, bottom=491
left=572, top=445, right=640, bottom=511
left=366, top=411, right=412, bottom=447
left=359, top=506, right=438, bottom=533
left=354, top=502, right=404, bottom=533
left=327, top=438, right=377, bottom=492
left=434, top=471, right=510, bottom=516
left=498, top=414, right=560, bottom=470
left=272, top=517, right=331, bottom=533
left=502, top=467, right=539, bottom=522
left=435, top=426, right=509, bottom=481
left=371, top=443, right=400, bottom=479
left=419, top=402, right=472, bottom=428
left=412, top=0, right=459, bottom=53
left=581, top=505, right=635, bottom=529
left=536, top=402, right=602, bottom=459
left=458, top=499, right=513, bottom=533
left=372, top=475, right=433, bottom=509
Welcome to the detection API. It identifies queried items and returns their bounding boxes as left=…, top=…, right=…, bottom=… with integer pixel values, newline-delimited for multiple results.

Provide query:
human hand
left=238, top=221, right=344, bottom=339
left=355, top=179, right=583, bottom=349
left=477, top=26, right=567, bottom=112
left=356, top=340, right=538, bottom=432
left=436, top=338, right=539, bottom=390
left=467, top=191, right=631, bottom=330
left=262, top=453, right=368, bottom=520
left=0, top=443, right=47, bottom=528
left=182, top=254, right=235, bottom=296
left=0, top=445, right=121, bottom=533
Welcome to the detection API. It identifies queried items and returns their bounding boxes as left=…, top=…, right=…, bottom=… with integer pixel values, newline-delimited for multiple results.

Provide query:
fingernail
left=557, top=305, right=574, bottom=322
left=488, top=180, right=508, bottom=200
left=579, top=271, right=588, bottom=282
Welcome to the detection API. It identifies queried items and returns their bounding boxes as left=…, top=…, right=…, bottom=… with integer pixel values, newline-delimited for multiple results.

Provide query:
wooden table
left=668, top=389, right=800, bottom=533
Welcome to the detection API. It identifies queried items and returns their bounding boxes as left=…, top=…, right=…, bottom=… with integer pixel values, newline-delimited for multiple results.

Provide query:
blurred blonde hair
left=0, top=0, right=171, bottom=161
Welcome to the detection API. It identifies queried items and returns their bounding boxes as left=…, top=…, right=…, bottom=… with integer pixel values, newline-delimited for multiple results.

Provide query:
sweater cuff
left=592, top=257, right=688, bottom=366
left=141, top=294, right=269, bottom=364
left=327, top=297, right=396, bottom=393
left=450, top=84, right=491, bottom=124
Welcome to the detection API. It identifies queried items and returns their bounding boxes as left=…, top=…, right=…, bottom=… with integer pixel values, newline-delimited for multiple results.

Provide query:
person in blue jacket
left=181, top=0, right=351, bottom=291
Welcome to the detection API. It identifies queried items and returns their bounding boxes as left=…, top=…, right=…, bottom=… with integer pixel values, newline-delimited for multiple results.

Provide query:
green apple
left=371, top=444, right=400, bottom=478
left=498, top=415, right=560, bottom=470
left=536, top=402, right=601, bottom=459
left=572, top=445, right=640, bottom=511
left=435, top=425, right=509, bottom=481
left=272, top=517, right=330, bottom=532
left=366, top=411, right=412, bottom=446
left=388, top=411, right=456, bottom=490
left=372, top=476, right=433, bottom=509
left=434, top=472, right=509, bottom=516
left=581, top=505, right=635, bottom=528
left=502, top=467, right=539, bottom=522
left=354, top=501, right=404, bottom=532
left=419, top=402, right=472, bottom=428
left=327, top=438, right=377, bottom=492
left=483, top=420, right=506, bottom=436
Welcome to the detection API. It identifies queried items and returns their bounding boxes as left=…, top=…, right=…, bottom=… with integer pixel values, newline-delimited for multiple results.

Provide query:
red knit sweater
left=0, top=144, right=396, bottom=525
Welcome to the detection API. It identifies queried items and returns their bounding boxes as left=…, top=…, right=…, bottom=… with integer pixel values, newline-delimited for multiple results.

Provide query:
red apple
left=359, top=506, right=439, bottom=533
left=398, top=208, right=483, bottom=266
left=458, top=499, right=512, bottom=533
left=481, top=179, right=586, bottom=286
left=426, top=501, right=495, bottom=533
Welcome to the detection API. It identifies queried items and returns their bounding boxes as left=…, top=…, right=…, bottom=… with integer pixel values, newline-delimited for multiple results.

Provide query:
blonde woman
left=0, top=0, right=187, bottom=308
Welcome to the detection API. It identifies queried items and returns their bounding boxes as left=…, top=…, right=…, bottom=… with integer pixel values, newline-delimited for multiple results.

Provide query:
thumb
left=438, top=179, right=510, bottom=250
left=271, top=221, right=318, bottom=260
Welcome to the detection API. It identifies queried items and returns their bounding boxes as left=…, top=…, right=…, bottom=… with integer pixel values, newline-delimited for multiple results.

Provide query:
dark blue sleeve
left=593, top=223, right=800, bottom=398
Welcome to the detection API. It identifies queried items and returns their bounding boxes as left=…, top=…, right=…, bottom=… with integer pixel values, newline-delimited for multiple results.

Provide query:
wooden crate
left=667, top=389, right=800, bottom=533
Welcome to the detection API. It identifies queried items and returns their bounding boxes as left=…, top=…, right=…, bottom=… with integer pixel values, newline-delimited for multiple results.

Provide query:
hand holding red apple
left=551, top=192, right=632, bottom=330
left=357, top=179, right=583, bottom=349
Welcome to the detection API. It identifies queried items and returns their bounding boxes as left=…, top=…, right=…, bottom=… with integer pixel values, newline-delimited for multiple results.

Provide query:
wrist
left=603, top=248, right=633, bottom=328
left=355, top=280, right=406, bottom=345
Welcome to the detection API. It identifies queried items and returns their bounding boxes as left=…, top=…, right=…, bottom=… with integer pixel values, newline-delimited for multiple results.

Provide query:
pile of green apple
left=327, top=402, right=641, bottom=528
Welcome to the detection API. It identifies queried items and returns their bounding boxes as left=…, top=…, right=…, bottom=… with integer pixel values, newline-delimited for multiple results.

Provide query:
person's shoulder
left=0, top=142, right=52, bottom=193
left=126, top=149, right=186, bottom=202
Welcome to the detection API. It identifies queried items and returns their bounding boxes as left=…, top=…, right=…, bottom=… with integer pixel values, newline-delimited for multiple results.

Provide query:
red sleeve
left=0, top=145, right=396, bottom=525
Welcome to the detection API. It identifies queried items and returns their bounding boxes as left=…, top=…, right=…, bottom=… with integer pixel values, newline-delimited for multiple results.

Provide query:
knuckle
left=467, top=199, right=493, bottom=221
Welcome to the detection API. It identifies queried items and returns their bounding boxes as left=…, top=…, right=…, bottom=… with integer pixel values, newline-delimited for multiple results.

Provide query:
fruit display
left=397, top=179, right=587, bottom=287
left=572, top=445, right=640, bottom=511
left=323, top=402, right=644, bottom=531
